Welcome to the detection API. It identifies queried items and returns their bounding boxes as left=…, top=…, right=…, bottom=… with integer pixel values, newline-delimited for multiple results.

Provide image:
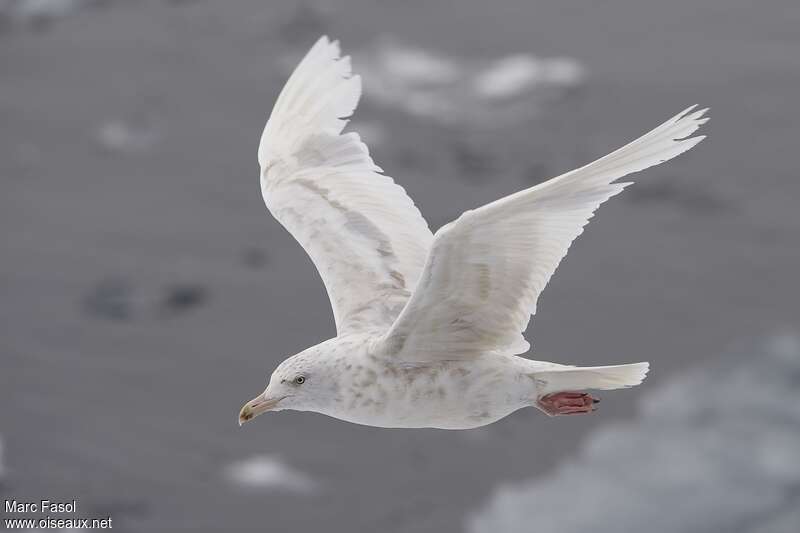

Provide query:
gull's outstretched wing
left=381, top=106, right=708, bottom=362
left=259, top=36, right=433, bottom=334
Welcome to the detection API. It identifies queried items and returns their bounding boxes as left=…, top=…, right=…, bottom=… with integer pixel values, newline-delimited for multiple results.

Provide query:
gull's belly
left=325, top=355, right=536, bottom=429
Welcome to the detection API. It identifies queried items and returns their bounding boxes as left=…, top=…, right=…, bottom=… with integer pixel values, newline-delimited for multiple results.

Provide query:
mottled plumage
left=238, top=36, right=707, bottom=429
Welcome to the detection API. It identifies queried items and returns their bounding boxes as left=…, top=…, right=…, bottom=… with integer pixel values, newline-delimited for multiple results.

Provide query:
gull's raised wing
left=381, top=106, right=708, bottom=362
left=259, top=37, right=433, bottom=335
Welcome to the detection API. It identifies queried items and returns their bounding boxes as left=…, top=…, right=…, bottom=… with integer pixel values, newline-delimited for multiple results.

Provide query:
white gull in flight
left=238, top=36, right=708, bottom=429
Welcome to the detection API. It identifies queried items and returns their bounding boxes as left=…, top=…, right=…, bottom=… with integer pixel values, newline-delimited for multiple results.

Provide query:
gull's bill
left=239, top=395, right=284, bottom=426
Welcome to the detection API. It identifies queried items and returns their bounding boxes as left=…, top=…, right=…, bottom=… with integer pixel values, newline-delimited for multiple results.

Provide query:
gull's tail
left=534, top=362, right=650, bottom=396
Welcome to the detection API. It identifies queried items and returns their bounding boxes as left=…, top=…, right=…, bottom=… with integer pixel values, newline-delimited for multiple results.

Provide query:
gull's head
left=238, top=350, right=339, bottom=426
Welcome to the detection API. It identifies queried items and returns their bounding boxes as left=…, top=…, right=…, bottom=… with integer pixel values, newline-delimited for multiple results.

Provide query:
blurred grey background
left=1, top=1, right=799, bottom=532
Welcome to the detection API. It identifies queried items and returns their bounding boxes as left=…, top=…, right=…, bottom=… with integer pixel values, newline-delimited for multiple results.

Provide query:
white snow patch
left=467, top=334, right=800, bottom=533
left=95, top=119, right=160, bottom=154
left=0, top=0, right=91, bottom=26
left=350, top=38, right=585, bottom=127
left=379, top=45, right=461, bottom=86
left=224, top=455, right=317, bottom=493
left=473, top=55, right=543, bottom=100
left=539, top=57, right=586, bottom=86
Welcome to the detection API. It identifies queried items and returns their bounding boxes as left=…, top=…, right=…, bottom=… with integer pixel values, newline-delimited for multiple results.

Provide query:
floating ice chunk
left=474, top=55, right=584, bottom=100
left=224, top=455, right=317, bottom=493
left=468, top=333, right=800, bottom=533
left=379, top=45, right=461, bottom=86
left=540, top=57, right=586, bottom=86
left=0, top=0, right=92, bottom=28
left=474, top=55, right=542, bottom=100
left=350, top=38, right=586, bottom=127
left=95, top=119, right=160, bottom=154
left=12, top=0, right=83, bottom=19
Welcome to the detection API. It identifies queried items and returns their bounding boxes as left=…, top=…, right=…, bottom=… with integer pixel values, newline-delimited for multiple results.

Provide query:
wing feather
left=381, top=106, right=708, bottom=361
left=259, top=36, right=433, bottom=334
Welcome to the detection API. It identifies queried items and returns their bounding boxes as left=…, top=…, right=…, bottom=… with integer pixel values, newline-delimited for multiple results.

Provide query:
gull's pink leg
left=537, top=391, right=599, bottom=416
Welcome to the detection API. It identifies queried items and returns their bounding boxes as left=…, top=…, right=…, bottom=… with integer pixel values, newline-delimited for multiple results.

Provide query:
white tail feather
left=535, top=362, right=649, bottom=396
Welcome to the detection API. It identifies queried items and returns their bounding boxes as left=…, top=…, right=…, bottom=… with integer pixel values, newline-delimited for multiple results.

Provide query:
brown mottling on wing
left=389, top=270, right=406, bottom=289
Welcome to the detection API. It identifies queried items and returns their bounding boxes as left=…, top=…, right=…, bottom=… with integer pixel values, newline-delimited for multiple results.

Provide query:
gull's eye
left=293, top=375, right=306, bottom=385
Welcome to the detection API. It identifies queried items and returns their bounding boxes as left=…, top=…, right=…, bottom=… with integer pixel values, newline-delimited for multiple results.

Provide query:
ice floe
left=94, top=119, right=161, bottom=155
left=353, top=39, right=585, bottom=128
left=224, top=454, right=317, bottom=493
left=0, top=0, right=94, bottom=28
left=468, top=333, right=800, bottom=533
